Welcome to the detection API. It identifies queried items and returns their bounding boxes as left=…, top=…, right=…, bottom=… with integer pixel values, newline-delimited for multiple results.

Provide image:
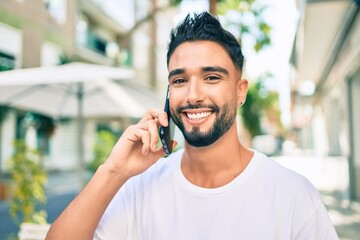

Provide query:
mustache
left=177, top=103, right=220, bottom=113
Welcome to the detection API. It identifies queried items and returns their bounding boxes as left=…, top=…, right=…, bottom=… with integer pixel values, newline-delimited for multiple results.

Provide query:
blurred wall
left=290, top=0, right=360, bottom=201
left=0, top=0, right=172, bottom=172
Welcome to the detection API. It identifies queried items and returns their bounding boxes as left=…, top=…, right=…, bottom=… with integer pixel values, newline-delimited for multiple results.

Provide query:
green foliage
left=7, top=140, right=47, bottom=225
left=88, top=130, right=117, bottom=173
left=0, top=105, right=11, bottom=123
left=0, top=64, right=13, bottom=72
left=240, top=75, right=280, bottom=137
left=241, top=82, right=262, bottom=137
left=22, top=113, right=56, bottom=138
left=217, top=0, right=272, bottom=52
left=0, top=52, right=14, bottom=72
left=169, top=0, right=182, bottom=5
left=59, top=53, right=73, bottom=65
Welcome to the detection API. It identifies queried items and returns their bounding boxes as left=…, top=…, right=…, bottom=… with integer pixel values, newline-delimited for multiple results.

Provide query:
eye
left=172, top=78, right=187, bottom=85
left=204, top=75, right=221, bottom=82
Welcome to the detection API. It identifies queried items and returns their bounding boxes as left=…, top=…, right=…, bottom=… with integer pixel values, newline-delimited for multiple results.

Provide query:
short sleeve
left=93, top=183, right=131, bottom=240
left=295, top=199, right=339, bottom=240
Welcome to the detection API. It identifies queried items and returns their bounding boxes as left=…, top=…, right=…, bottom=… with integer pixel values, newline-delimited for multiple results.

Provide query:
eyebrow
left=168, top=68, right=185, bottom=80
left=168, top=66, right=229, bottom=80
left=202, top=66, right=229, bottom=76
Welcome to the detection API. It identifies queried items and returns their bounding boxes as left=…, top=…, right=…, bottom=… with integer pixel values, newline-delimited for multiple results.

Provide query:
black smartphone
left=159, top=85, right=175, bottom=155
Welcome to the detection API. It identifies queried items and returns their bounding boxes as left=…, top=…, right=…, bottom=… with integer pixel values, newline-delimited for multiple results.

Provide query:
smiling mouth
left=185, top=111, right=212, bottom=120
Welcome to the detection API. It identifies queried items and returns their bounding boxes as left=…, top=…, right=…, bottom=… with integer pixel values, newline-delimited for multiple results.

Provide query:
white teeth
left=187, top=112, right=211, bottom=120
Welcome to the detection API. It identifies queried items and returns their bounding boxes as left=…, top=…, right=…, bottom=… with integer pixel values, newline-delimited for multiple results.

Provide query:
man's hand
left=46, top=108, right=176, bottom=240
left=104, top=108, right=175, bottom=178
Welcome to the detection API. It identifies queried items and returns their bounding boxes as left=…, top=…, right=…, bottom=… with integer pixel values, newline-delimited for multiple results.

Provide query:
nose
left=186, top=80, right=205, bottom=105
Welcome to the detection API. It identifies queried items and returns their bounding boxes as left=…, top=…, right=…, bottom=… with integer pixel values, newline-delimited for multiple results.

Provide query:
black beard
left=171, top=102, right=236, bottom=147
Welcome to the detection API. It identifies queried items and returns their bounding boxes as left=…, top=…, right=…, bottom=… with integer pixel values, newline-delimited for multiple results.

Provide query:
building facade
left=290, top=0, right=360, bottom=201
left=0, top=0, right=174, bottom=173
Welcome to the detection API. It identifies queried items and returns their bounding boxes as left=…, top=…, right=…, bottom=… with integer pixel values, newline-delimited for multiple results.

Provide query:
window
left=0, top=51, right=15, bottom=71
left=43, top=0, right=67, bottom=24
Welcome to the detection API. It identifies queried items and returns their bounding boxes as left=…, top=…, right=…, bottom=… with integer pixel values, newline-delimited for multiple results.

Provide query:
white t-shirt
left=94, top=149, right=338, bottom=240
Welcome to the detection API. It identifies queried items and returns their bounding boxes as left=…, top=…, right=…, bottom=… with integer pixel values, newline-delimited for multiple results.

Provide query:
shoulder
left=252, top=152, right=336, bottom=236
left=254, top=152, right=314, bottom=185
left=253, top=151, right=321, bottom=203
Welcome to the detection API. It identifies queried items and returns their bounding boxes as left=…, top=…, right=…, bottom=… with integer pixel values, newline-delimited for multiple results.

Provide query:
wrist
left=101, top=159, right=132, bottom=181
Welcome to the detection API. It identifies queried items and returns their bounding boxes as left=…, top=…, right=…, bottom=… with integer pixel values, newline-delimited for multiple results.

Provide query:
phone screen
left=159, top=85, right=175, bottom=155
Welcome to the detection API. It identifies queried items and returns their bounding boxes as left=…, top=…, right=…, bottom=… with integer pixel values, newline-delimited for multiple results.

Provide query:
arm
left=46, top=109, right=171, bottom=240
left=295, top=201, right=339, bottom=240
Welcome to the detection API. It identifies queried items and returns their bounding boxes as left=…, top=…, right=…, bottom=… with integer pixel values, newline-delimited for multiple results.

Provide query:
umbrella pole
left=77, top=83, right=85, bottom=188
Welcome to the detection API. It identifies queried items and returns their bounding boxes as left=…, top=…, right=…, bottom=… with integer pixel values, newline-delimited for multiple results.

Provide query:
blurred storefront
left=0, top=0, right=176, bottom=172
left=290, top=0, right=360, bottom=201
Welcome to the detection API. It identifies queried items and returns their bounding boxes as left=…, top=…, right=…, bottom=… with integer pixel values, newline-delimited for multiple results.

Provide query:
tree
left=240, top=73, right=282, bottom=138
left=120, top=0, right=271, bottom=53
left=216, top=0, right=272, bottom=52
left=88, top=130, right=117, bottom=174
left=7, top=140, right=47, bottom=225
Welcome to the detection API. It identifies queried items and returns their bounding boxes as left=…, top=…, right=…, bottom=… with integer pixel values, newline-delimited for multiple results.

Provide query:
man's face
left=167, top=41, right=247, bottom=147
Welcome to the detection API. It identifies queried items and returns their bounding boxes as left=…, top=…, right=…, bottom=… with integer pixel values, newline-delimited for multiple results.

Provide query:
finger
left=138, top=119, right=158, bottom=130
left=140, top=130, right=151, bottom=156
left=126, top=125, right=146, bottom=142
left=126, top=127, right=151, bottom=155
left=137, top=120, right=161, bottom=152
left=139, top=108, right=168, bottom=127
left=158, top=111, right=169, bottom=127
left=147, top=121, right=160, bottom=152
left=138, top=108, right=162, bottom=123
left=153, top=140, right=178, bottom=159
left=152, top=146, right=167, bottom=159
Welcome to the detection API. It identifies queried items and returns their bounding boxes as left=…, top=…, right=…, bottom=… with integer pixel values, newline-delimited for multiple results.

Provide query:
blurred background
left=0, top=0, right=359, bottom=239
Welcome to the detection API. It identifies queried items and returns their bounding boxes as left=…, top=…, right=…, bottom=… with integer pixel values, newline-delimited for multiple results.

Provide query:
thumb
left=171, top=140, right=178, bottom=151
left=153, top=140, right=178, bottom=159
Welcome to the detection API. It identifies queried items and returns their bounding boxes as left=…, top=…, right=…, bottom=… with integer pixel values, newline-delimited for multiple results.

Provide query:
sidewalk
left=322, top=190, right=360, bottom=240
left=0, top=170, right=81, bottom=240
left=274, top=153, right=360, bottom=240
left=45, top=170, right=82, bottom=195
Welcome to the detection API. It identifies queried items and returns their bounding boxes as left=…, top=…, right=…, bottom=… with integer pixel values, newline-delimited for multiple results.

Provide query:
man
left=46, top=12, right=338, bottom=239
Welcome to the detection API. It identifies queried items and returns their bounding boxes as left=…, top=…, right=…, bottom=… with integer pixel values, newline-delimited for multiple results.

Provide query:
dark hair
left=167, top=12, right=244, bottom=71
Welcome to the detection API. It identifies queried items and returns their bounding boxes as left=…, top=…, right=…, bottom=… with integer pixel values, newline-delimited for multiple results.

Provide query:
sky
left=180, top=0, right=299, bottom=126
left=246, top=0, right=298, bottom=126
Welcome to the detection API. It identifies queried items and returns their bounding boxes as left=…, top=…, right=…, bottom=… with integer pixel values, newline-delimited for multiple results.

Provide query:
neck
left=181, top=124, right=253, bottom=188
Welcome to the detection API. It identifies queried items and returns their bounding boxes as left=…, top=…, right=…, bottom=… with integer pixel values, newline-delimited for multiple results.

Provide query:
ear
left=237, top=79, right=248, bottom=106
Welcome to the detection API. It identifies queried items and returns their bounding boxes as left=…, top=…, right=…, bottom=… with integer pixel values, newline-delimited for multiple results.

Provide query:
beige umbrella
left=0, top=62, right=162, bottom=185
